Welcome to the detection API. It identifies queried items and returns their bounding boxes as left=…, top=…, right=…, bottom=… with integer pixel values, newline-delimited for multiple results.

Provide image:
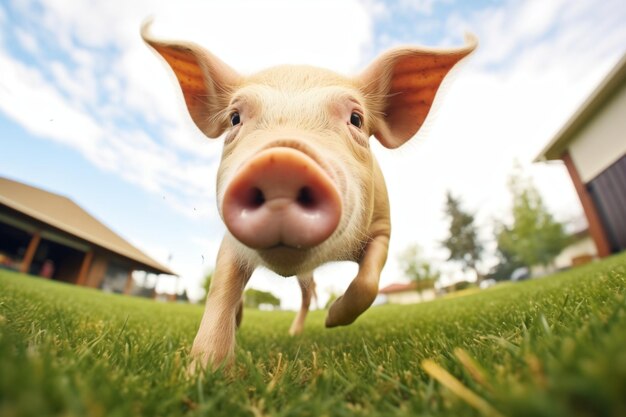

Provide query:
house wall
left=0, top=208, right=87, bottom=282
left=85, top=252, right=108, bottom=288
left=531, top=236, right=598, bottom=277
left=531, top=235, right=600, bottom=277
left=554, top=235, right=597, bottom=268
left=568, top=83, right=626, bottom=183
left=1, top=204, right=163, bottom=292
left=83, top=250, right=136, bottom=293
left=586, top=155, right=626, bottom=252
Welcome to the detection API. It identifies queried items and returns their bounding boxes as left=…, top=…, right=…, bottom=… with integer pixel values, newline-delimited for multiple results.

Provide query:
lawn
left=1, top=254, right=625, bottom=417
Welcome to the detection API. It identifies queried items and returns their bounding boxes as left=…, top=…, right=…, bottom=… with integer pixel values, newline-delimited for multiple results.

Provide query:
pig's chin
left=256, top=245, right=314, bottom=277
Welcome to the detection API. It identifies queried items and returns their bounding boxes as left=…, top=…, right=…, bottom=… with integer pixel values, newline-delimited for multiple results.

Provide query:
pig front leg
left=325, top=221, right=390, bottom=327
left=289, top=272, right=316, bottom=336
left=189, top=236, right=253, bottom=373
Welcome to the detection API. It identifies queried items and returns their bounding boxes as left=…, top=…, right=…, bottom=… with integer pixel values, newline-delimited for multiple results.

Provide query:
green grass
left=1, top=253, right=625, bottom=417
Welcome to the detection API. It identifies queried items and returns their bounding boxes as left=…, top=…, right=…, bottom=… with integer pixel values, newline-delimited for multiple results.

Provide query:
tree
left=442, top=191, right=484, bottom=281
left=488, top=240, right=525, bottom=281
left=244, top=288, right=281, bottom=309
left=397, top=244, right=440, bottom=300
left=495, top=167, right=569, bottom=271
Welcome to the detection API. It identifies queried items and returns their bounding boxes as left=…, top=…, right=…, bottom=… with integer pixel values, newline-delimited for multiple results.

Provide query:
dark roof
left=0, top=176, right=174, bottom=275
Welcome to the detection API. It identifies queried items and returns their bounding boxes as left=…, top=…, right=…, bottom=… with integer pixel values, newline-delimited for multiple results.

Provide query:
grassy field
left=1, top=254, right=625, bottom=417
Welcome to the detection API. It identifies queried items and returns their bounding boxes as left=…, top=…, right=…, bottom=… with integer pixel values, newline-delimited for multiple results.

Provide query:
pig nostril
left=223, top=148, right=342, bottom=250
left=246, top=187, right=265, bottom=208
left=297, top=186, right=316, bottom=208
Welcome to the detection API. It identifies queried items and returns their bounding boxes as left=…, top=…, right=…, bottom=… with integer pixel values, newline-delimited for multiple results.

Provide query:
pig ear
left=359, top=35, right=477, bottom=149
left=141, top=21, right=242, bottom=138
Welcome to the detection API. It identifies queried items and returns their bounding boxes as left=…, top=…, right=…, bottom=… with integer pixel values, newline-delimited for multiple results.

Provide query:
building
left=531, top=228, right=597, bottom=277
left=0, top=177, right=174, bottom=293
left=377, top=281, right=436, bottom=305
left=535, top=53, right=626, bottom=256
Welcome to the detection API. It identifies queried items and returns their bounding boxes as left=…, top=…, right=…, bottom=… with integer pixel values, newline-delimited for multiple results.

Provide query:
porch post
left=562, top=152, right=612, bottom=257
left=20, top=231, right=41, bottom=274
left=77, top=250, right=94, bottom=286
left=124, top=269, right=135, bottom=295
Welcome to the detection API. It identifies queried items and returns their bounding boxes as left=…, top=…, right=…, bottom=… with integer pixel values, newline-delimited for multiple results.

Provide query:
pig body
left=142, top=22, right=476, bottom=370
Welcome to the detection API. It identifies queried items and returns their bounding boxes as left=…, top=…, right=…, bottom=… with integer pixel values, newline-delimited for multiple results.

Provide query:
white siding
left=553, top=236, right=597, bottom=269
left=531, top=236, right=597, bottom=276
left=569, top=84, right=626, bottom=183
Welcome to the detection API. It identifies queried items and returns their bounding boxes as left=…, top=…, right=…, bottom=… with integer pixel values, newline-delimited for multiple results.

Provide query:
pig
left=141, top=22, right=476, bottom=371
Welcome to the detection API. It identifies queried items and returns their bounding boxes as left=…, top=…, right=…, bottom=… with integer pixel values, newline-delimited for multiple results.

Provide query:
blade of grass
left=422, top=359, right=503, bottom=417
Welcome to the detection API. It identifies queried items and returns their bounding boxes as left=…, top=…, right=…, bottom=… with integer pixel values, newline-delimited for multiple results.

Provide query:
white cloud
left=144, top=0, right=373, bottom=74
left=0, top=44, right=219, bottom=222
left=511, top=0, right=566, bottom=42
left=49, top=60, right=98, bottom=105
left=448, top=0, right=626, bottom=70
left=0, top=52, right=104, bottom=151
left=14, top=27, right=40, bottom=55
left=398, top=0, right=437, bottom=15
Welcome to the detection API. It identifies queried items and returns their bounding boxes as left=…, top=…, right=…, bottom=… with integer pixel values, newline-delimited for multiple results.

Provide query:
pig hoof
left=188, top=348, right=234, bottom=376
left=288, top=325, right=303, bottom=336
left=325, top=315, right=356, bottom=328
left=186, top=358, right=206, bottom=378
left=324, top=297, right=358, bottom=328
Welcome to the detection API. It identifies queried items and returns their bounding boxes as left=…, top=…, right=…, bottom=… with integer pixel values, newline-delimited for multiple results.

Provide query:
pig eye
left=230, top=112, right=241, bottom=126
left=349, top=112, right=363, bottom=128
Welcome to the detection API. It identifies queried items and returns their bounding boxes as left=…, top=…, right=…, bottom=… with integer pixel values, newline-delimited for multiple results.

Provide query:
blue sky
left=1, top=0, right=625, bottom=308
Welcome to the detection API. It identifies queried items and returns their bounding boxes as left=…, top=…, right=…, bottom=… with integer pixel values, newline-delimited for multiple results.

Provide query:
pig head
left=142, top=22, right=476, bottom=371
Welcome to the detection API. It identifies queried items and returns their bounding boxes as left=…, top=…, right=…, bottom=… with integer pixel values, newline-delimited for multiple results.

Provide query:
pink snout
left=222, top=148, right=342, bottom=250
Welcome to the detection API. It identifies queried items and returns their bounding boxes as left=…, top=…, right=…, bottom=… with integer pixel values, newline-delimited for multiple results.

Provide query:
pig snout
left=222, top=147, right=342, bottom=250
